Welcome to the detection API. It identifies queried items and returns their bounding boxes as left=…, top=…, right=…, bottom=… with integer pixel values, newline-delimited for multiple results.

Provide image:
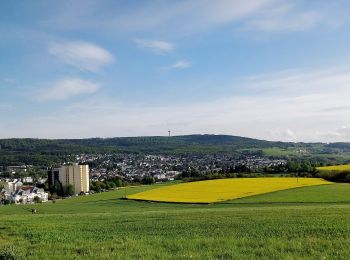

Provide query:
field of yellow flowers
left=317, top=164, right=350, bottom=171
left=127, top=178, right=332, bottom=203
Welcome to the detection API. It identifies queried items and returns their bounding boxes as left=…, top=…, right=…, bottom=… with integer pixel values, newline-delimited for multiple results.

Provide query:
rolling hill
left=0, top=134, right=349, bottom=166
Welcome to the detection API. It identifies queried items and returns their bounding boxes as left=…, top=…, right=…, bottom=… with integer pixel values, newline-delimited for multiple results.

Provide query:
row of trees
left=179, top=160, right=318, bottom=180
left=47, top=175, right=156, bottom=199
left=179, top=160, right=350, bottom=183
left=49, top=182, right=75, bottom=197
left=263, top=161, right=316, bottom=174
left=90, top=179, right=122, bottom=192
left=89, top=176, right=156, bottom=192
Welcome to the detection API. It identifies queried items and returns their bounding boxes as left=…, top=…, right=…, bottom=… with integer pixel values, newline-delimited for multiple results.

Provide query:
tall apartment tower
left=48, top=168, right=60, bottom=189
left=58, top=164, right=89, bottom=194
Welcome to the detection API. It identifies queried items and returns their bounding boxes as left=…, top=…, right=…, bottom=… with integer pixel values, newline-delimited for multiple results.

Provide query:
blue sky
left=1, top=0, right=350, bottom=142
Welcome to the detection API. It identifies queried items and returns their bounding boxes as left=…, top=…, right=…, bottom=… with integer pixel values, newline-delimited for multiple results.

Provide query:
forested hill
left=0, top=134, right=348, bottom=166
left=0, top=134, right=296, bottom=155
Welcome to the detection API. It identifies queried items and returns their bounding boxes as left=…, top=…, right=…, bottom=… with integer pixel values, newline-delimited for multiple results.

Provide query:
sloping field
left=1, top=184, right=350, bottom=259
left=127, top=177, right=332, bottom=203
left=317, top=164, right=350, bottom=171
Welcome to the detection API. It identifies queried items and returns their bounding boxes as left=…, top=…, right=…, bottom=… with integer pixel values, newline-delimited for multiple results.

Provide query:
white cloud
left=34, top=66, right=350, bottom=141
left=29, top=0, right=346, bottom=41
left=0, top=104, right=13, bottom=111
left=238, top=67, right=350, bottom=96
left=48, top=40, right=114, bottom=72
left=2, top=78, right=18, bottom=84
left=56, top=0, right=342, bottom=35
left=322, top=126, right=350, bottom=140
left=38, top=78, right=100, bottom=101
left=7, top=66, right=350, bottom=142
left=5, top=88, right=350, bottom=140
left=270, top=128, right=297, bottom=142
left=135, top=39, right=174, bottom=53
left=114, top=0, right=276, bottom=33
left=243, top=3, right=322, bottom=32
left=335, top=126, right=350, bottom=138
left=161, top=60, right=191, bottom=70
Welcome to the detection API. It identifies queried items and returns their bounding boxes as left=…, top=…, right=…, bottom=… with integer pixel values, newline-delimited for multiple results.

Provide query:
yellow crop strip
left=127, top=178, right=332, bottom=203
left=317, top=164, right=350, bottom=171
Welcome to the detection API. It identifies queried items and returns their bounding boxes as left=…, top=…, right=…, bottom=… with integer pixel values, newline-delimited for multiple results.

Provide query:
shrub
left=66, top=184, right=75, bottom=196
left=345, top=173, right=350, bottom=183
left=3, top=199, right=12, bottom=205
left=49, top=192, right=58, bottom=200
left=33, top=196, right=42, bottom=204
left=141, top=177, right=155, bottom=185
left=316, top=170, right=350, bottom=182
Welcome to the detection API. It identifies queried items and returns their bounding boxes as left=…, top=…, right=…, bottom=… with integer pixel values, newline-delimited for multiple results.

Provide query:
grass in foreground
left=1, top=184, right=350, bottom=259
left=127, top=178, right=332, bottom=203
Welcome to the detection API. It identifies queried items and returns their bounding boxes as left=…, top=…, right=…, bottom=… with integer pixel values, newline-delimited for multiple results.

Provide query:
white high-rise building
left=58, top=164, right=89, bottom=194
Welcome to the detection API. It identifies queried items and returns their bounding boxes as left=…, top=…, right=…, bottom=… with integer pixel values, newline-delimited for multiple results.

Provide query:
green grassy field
left=1, top=183, right=350, bottom=259
left=263, top=147, right=299, bottom=157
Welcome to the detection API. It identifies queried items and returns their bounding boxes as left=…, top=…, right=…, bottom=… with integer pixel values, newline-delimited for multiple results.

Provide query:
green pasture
left=1, top=183, right=350, bottom=259
left=263, top=147, right=297, bottom=157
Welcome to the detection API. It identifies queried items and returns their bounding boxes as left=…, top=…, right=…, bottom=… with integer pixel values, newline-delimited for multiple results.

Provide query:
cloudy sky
left=1, top=0, right=350, bottom=142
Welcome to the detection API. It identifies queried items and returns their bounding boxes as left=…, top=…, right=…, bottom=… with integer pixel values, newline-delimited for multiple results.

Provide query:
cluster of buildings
left=1, top=164, right=89, bottom=205
left=87, top=154, right=183, bottom=182
left=1, top=179, right=48, bottom=204
left=79, top=153, right=287, bottom=182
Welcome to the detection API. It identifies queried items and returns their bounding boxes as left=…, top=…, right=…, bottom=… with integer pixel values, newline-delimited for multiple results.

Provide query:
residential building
left=22, top=176, right=33, bottom=183
left=48, top=168, right=60, bottom=189
left=58, top=164, right=89, bottom=194
left=12, top=186, right=48, bottom=204
left=37, top=177, right=47, bottom=184
left=4, top=179, right=23, bottom=193
left=7, top=165, right=28, bottom=174
left=1, top=185, right=48, bottom=204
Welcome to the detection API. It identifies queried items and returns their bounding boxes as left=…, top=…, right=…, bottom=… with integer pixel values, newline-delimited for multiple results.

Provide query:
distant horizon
left=0, top=133, right=335, bottom=144
left=2, top=1, right=350, bottom=142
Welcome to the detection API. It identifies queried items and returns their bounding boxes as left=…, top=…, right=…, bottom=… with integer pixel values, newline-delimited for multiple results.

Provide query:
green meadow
left=1, top=183, right=350, bottom=259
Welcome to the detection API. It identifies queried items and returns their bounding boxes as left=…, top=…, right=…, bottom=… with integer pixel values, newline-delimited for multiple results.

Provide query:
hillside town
left=0, top=153, right=287, bottom=205
left=78, top=153, right=287, bottom=182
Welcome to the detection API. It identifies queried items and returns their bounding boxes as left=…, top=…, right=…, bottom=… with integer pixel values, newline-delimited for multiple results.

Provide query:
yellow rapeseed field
left=317, top=164, right=350, bottom=172
left=127, top=178, right=332, bottom=203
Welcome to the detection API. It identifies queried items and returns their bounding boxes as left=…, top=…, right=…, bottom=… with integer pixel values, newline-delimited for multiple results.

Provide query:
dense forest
left=0, top=135, right=350, bottom=166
